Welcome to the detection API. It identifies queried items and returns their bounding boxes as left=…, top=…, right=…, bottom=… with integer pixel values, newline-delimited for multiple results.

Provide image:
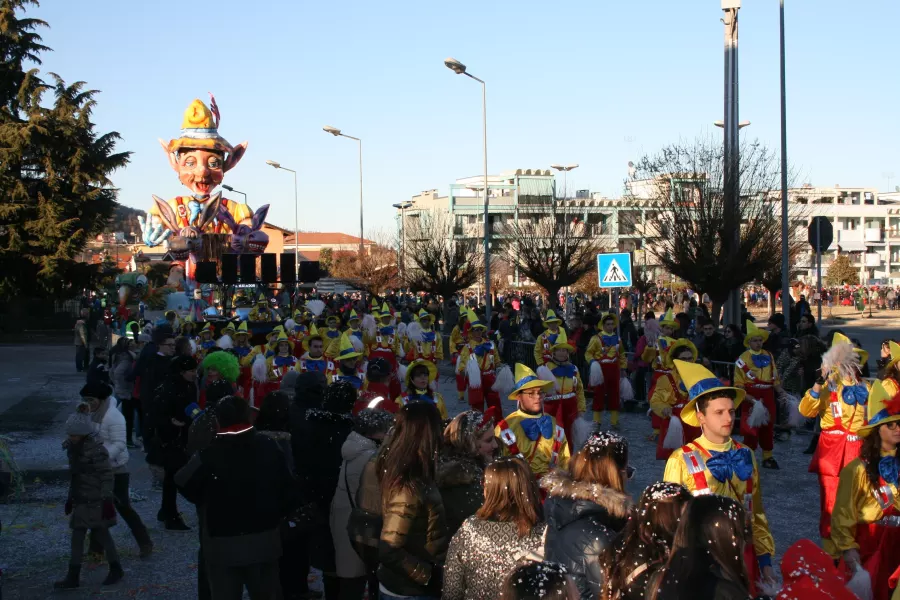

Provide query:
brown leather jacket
left=377, top=480, right=449, bottom=597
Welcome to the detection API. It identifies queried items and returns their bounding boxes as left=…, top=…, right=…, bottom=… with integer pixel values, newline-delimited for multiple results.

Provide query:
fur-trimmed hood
left=540, top=469, right=632, bottom=521
left=436, top=452, right=484, bottom=488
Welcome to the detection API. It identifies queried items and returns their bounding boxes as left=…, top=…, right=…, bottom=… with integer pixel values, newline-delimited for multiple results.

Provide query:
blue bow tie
left=326, top=329, right=340, bottom=338
left=706, top=448, right=754, bottom=483
left=305, top=359, right=327, bottom=372
left=474, top=342, right=493, bottom=357
left=602, top=334, right=619, bottom=346
left=879, top=456, right=899, bottom=486
left=750, top=353, right=771, bottom=369
left=274, top=356, right=294, bottom=367
left=552, top=364, right=577, bottom=378
left=547, top=333, right=559, bottom=345
left=200, top=339, right=215, bottom=349
left=335, top=375, right=362, bottom=389
left=521, top=414, right=553, bottom=441
left=379, top=327, right=394, bottom=336
left=409, top=390, right=436, bottom=404
left=421, top=331, right=436, bottom=343
left=351, top=330, right=362, bottom=341
left=234, top=346, right=250, bottom=357
left=842, top=384, right=868, bottom=406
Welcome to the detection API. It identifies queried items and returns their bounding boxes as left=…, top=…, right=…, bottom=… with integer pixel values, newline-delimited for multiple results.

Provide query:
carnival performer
left=366, top=303, right=400, bottom=372
left=879, top=341, right=900, bottom=397
left=216, top=322, right=235, bottom=349
left=322, top=313, right=344, bottom=359
left=642, top=309, right=679, bottom=441
left=799, top=332, right=870, bottom=553
left=663, top=359, right=777, bottom=591
left=242, top=325, right=284, bottom=368
left=533, top=309, right=564, bottom=367
left=231, top=322, right=253, bottom=398
left=650, top=338, right=701, bottom=460
left=180, top=316, right=195, bottom=340
left=457, top=310, right=503, bottom=413
left=449, top=309, right=470, bottom=402
left=248, top=294, right=280, bottom=322
left=297, top=325, right=333, bottom=376
left=830, top=379, right=900, bottom=600
left=329, top=333, right=365, bottom=390
left=496, top=364, right=570, bottom=479
left=194, top=323, right=216, bottom=360
left=251, top=333, right=296, bottom=404
left=404, top=309, right=443, bottom=365
left=355, top=358, right=396, bottom=414
left=536, top=330, right=584, bottom=450
left=585, top=313, right=627, bottom=428
left=395, top=358, right=448, bottom=419
left=734, top=321, right=784, bottom=469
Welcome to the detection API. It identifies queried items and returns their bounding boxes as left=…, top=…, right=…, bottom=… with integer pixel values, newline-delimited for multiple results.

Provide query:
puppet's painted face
left=177, top=149, right=224, bottom=196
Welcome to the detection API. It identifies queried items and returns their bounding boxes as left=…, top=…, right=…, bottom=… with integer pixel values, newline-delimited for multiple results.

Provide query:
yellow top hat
left=306, top=323, right=323, bottom=342
left=223, top=322, right=235, bottom=333
left=380, top=303, right=391, bottom=319
left=659, top=308, right=679, bottom=329
left=336, top=332, right=363, bottom=360
left=348, top=309, right=360, bottom=322
left=257, top=293, right=267, bottom=304
left=235, top=322, right=249, bottom=335
left=543, top=309, right=562, bottom=326
left=459, top=310, right=469, bottom=321
left=675, top=359, right=746, bottom=427
left=885, top=341, right=900, bottom=374
left=200, top=322, right=213, bottom=334
left=743, top=320, right=770, bottom=347
left=859, top=379, right=900, bottom=437
left=468, top=308, right=487, bottom=330
left=267, top=325, right=285, bottom=340
left=370, top=297, right=379, bottom=310
left=405, top=358, right=438, bottom=389
left=664, top=339, right=698, bottom=369
left=417, top=308, right=434, bottom=323
left=274, top=333, right=291, bottom=344
left=599, top=312, right=619, bottom=329
left=166, top=98, right=233, bottom=155
left=550, top=330, right=575, bottom=353
left=293, top=309, right=303, bottom=319
left=508, top=363, right=555, bottom=400
left=831, top=332, right=869, bottom=366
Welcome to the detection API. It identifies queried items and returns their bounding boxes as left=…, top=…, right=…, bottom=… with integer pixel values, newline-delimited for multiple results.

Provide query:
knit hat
left=353, top=408, right=395, bottom=438
left=171, top=355, right=198, bottom=373
left=280, top=369, right=301, bottom=392
left=66, top=404, right=95, bottom=436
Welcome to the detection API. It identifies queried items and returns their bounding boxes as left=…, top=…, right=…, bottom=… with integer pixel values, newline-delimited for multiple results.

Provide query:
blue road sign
left=596, top=252, right=633, bottom=288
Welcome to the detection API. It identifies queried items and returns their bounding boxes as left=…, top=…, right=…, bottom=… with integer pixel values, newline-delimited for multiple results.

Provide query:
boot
left=102, top=562, right=124, bottom=586
left=53, top=564, right=81, bottom=589
left=138, top=540, right=154, bottom=558
left=165, top=514, right=190, bottom=531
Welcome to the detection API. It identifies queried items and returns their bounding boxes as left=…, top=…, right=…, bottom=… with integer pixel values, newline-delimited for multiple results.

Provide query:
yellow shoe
left=593, top=411, right=602, bottom=424
left=610, top=411, right=620, bottom=429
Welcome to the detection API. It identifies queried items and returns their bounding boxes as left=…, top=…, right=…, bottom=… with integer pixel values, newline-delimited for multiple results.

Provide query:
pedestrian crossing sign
left=597, top=252, right=633, bottom=288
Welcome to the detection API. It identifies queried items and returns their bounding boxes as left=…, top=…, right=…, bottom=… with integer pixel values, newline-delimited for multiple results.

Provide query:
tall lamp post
left=445, top=57, right=491, bottom=323
left=265, top=160, right=299, bottom=278
left=221, top=184, right=247, bottom=204
left=323, top=126, right=365, bottom=261
left=392, top=202, right=413, bottom=285
left=550, top=164, right=579, bottom=199
left=722, top=0, right=741, bottom=326
left=779, top=0, right=791, bottom=332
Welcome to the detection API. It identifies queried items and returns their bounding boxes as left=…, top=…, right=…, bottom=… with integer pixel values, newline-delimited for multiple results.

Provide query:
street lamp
left=713, top=120, right=750, bottom=129
left=445, top=56, right=491, bottom=323
left=779, top=0, right=791, bottom=332
left=221, top=184, right=247, bottom=204
left=392, top=201, right=413, bottom=284
left=323, top=125, right=365, bottom=260
left=721, top=0, right=742, bottom=326
left=550, top=164, right=579, bottom=200
left=265, top=160, right=299, bottom=277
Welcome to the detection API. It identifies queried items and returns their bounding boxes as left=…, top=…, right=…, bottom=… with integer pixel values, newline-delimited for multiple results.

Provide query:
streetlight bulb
left=550, top=164, right=564, bottom=170
left=444, top=57, right=467, bottom=74
left=222, top=184, right=234, bottom=191
left=323, top=125, right=342, bottom=136
left=265, top=160, right=281, bottom=168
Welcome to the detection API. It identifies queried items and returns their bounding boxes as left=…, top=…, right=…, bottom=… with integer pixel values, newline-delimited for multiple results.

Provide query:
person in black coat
left=176, top=395, right=298, bottom=600
left=134, top=328, right=175, bottom=448
left=541, top=432, right=633, bottom=600
left=294, top=380, right=356, bottom=599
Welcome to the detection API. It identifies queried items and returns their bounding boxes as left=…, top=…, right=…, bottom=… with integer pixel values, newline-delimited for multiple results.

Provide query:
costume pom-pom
left=620, top=376, right=634, bottom=401
left=662, top=415, right=684, bottom=450
left=845, top=564, right=873, bottom=600
left=589, top=361, right=605, bottom=387
left=492, top=364, right=515, bottom=398
left=466, top=355, right=482, bottom=389
left=216, top=335, right=233, bottom=349
left=537, top=366, right=557, bottom=391
left=746, top=398, right=770, bottom=428
left=406, top=322, right=423, bottom=343
left=305, top=299, right=325, bottom=317
left=361, top=314, right=377, bottom=337
left=251, top=353, right=268, bottom=382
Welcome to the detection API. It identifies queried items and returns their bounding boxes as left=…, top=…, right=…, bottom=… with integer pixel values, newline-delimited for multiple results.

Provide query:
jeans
left=121, top=396, right=143, bottom=442
left=71, top=527, right=118, bottom=566
left=161, top=465, right=179, bottom=519
left=206, top=561, right=280, bottom=600
left=75, top=346, right=88, bottom=372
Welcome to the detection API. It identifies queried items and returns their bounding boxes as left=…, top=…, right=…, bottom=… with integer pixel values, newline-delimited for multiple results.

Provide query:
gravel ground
left=1, top=369, right=820, bottom=599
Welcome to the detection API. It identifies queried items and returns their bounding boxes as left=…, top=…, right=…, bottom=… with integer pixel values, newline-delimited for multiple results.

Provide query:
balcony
left=865, top=253, right=883, bottom=267
left=865, top=228, right=884, bottom=242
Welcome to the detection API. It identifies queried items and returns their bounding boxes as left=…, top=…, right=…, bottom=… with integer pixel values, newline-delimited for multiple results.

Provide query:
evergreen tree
left=825, top=254, right=859, bottom=287
left=0, top=0, right=130, bottom=300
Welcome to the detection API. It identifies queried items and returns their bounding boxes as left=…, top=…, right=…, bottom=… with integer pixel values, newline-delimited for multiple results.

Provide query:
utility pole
left=779, top=0, right=791, bottom=332
left=722, top=0, right=741, bottom=326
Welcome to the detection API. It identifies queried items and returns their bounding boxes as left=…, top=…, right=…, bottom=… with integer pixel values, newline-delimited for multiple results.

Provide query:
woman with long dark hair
left=653, top=495, right=751, bottom=600
left=543, top=432, right=632, bottom=599
left=377, top=402, right=447, bottom=600
left=443, top=456, right=546, bottom=600
left=830, top=379, right=900, bottom=600
left=601, top=482, right=691, bottom=600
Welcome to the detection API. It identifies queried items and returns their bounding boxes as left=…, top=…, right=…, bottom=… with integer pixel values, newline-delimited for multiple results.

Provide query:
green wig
left=201, top=351, right=240, bottom=383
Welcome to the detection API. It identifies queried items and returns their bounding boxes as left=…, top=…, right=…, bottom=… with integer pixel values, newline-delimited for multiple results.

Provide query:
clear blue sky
left=30, top=0, right=900, bottom=237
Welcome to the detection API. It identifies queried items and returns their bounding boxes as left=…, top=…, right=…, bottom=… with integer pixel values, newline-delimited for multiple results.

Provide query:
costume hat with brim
left=468, top=308, right=487, bottom=330
left=885, top=340, right=900, bottom=374
left=235, top=322, right=249, bottom=335
left=257, top=293, right=267, bottom=304
left=348, top=309, right=360, bottom=322
left=743, top=320, right=770, bottom=347
left=417, top=309, right=434, bottom=323
left=600, top=312, right=619, bottom=328
left=659, top=308, right=679, bottom=329
left=549, top=330, right=574, bottom=353
left=200, top=323, right=213, bottom=334
left=336, top=333, right=362, bottom=360
left=406, top=358, right=438, bottom=389
left=543, top=309, right=562, bottom=326
left=831, top=332, right=869, bottom=366
left=306, top=323, right=323, bottom=343
left=166, top=98, right=234, bottom=155
left=267, top=325, right=285, bottom=340
left=508, top=363, right=554, bottom=400
left=859, top=379, right=900, bottom=437
left=223, top=322, right=235, bottom=333
left=675, top=359, right=745, bottom=427
left=380, top=303, right=392, bottom=320
left=664, top=339, right=698, bottom=369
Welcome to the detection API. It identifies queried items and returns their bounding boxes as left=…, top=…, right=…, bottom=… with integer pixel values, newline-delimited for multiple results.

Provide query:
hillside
left=108, top=204, right=146, bottom=235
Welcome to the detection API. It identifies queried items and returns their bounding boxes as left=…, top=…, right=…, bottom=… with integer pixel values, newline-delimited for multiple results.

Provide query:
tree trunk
left=545, top=286, right=562, bottom=310
left=710, top=300, right=723, bottom=328
left=766, top=289, right=775, bottom=318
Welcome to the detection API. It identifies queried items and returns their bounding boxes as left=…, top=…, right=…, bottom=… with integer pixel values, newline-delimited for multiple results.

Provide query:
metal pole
left=358, top=139, right=364, bottom=260
left=779, top=0, right=791, bottom=332
left=816, top=218, right=822, bottom=322
left=723, top=3, right=741, bottom=326
left=293, top=169, right=299, bottom=279
left=481, top=79, right=491, bottom=326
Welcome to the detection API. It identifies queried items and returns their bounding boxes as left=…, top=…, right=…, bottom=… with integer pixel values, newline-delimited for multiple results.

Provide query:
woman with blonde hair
left=542, top=431, right=633, bottom=600
left=442, top=456, right=547, bottom=600
left=438, top=408, right=499, bottom=537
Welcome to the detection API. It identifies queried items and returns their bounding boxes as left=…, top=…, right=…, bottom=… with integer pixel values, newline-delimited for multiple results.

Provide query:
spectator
left=176, top=396, right=298, bottom=600
left=764, top=313, right=788, bottom=360
left=876, top=338, right=896, bottom=379
left=739, top=305, right=754, bottom=334
left=543, top=432, right=633, bottom=599
left=53, top=405, right=123, bottom=589
left=796, top=313, right=819, bottom=338
left=94, top=319, right=111, bottom=352
left=377, top=402, right=447, bottom=600
left=135, top=328, right=175, bottom=450
left=331, top=409, right=395, bottom=600
left=109, top=338, right=138, bottom=447
left=619, top=310, right=638, bottom=353
left=79, top=382, right=153, bottom=559
left=600, top=482, right=691, bottom=600
left=442, top=456, right=546, bottom=600
left=653, top=495, right=751, bottom=600
left=86, top=346, right=111, bottom=386
left=174, top=336, right=194, bottom=358
left=711, top=324, right=743, bottom=370
left=297, top=380, right=357, bottom=598
left=501, top=562, right=579, bottom=600
left=438, top=410, right=498, bottom=538
left=693, top=318, right=724, bottom=368
left=74, top=314, right=89, bottom=372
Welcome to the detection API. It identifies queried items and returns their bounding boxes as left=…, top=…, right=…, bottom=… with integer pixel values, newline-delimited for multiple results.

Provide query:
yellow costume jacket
left=734, top=349, right=780, bottom=389
left=544, top=360, right=586, bottom=413
left=247, top=306, right=281, bottom=322
left=456, top=340, right=500, bottom=376
left=241, top=342, right=275, bottom=368
left=322, top=326, right=344, bottom=359
left=585, top=334, right=627, bottom=369
left=534, top=329, right=563, bottom=366
left=649, top=372, right=689, bottom=418
left=830, top=453, right=900, bottom=555
left=641, top=336, right=675, bottom=371
left=799, top=379, right=869, bottom=434
left=496, top=409, right=571, bottom=477
left=395, top=389, right=449, bottom=420
left=366, top=327, right=400, bottom=358
left=449, top=324, right=468, bottom=355
left=405, top=329, right=444, bottom=362
left=664, top=434, right=776, bottom=559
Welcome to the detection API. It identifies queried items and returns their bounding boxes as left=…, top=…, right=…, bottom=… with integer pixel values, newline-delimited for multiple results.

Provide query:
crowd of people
left=51, top=290, right=900, bottom=600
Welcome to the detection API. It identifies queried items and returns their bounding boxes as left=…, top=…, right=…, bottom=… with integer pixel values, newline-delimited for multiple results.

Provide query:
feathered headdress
left=305, top=299, right=326, bottom=317
left=821, top=339, right=860, bottom=383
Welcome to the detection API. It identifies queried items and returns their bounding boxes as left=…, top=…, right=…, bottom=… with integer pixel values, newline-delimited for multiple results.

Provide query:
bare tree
left=328, top=228, right=399, bottom=295
left=629, top=137, right=789, bottom=325
left=404, top=210, right=484, bottom=300
left=758, top=212, right=808, bottom=316
left=498, top=200, right=608, bottom=308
